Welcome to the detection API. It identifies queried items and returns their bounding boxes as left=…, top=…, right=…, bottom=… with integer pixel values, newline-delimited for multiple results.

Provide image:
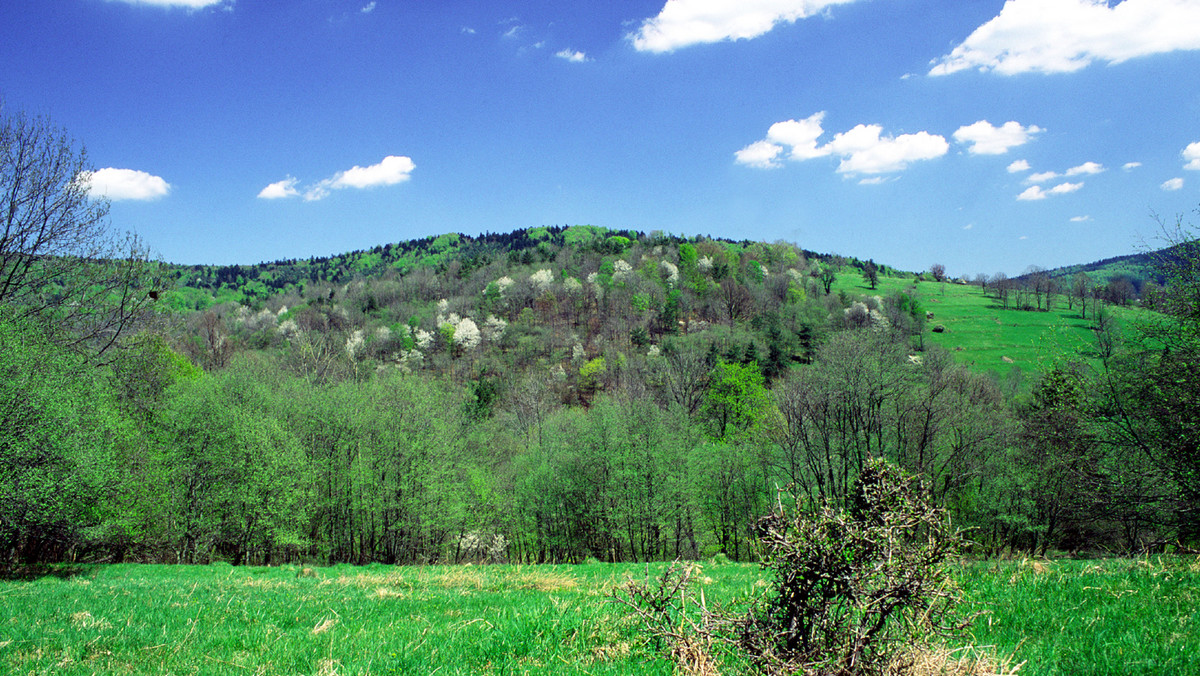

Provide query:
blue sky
left=3, top=0, right=1199, bottom=276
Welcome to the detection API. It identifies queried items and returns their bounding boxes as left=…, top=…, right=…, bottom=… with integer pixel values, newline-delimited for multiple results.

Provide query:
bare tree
left=929, top=262, right=946, bottom=283
left=1, top=107, right=164, bottom=360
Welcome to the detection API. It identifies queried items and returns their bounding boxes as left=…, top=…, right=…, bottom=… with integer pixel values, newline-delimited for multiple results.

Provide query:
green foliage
left=0, top=316, right=124, bottom=562
left=700, top=361, right=774, bottom=441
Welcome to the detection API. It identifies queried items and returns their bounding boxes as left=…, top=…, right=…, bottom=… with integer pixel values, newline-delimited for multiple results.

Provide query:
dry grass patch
left=69, top=610, right=111, bottom=630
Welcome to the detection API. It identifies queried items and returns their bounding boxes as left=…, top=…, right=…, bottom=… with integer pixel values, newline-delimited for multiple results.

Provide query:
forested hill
left=6, top=216, right=1200, bottom=568
left=160, top=225, right=886, bottom=312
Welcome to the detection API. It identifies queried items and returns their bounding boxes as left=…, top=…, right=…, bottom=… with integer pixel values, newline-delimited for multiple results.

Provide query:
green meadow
left=833, top=272, right=1139, bottom=385
left=3, top=558, right=1197, bottom=675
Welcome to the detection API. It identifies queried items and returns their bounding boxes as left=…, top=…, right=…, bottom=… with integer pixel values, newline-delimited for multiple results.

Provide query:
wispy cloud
left=555, top=49, right=590, bottom=63
left=1017, top=181, right=1083, bottom=201
left=930, top=0, right=1200, bottom=76
left=1123, top=162, right=1142, bottom=171
left=1027, top=171, right=1059, bottom=183
left=80, top=167, right=171, bottom=201
left=360, top=2, right=375, bottom=13
left=1007, top=160, right=1031, bottom=173
left=1161, top=177, right=1184, bottom=191
left=257, top=177, right=300, bottom=200
left=629, top=0, right=863, bottom=53
left=106, top=0, right=232, bottom=8
left=1065, top=161, right=1105, bottom=176
left=259, top=156, right=415, bottom=202
left=1184, top=142, right=1200, bottom=170
left=736, top=112, right=948, bottom=176
left=1070, top=215, right=1091, bottom=222
left=953, top=120, right=1041, bottom=155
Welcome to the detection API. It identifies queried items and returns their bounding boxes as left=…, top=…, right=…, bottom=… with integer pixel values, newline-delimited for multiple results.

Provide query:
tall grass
left=2, top=558, right=1196, bottom=674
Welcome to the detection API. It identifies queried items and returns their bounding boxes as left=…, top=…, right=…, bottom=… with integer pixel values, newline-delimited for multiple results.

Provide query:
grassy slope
left=833, top=272, right=1142, bottom=386
left=2, top=560, right=1197, bottom=674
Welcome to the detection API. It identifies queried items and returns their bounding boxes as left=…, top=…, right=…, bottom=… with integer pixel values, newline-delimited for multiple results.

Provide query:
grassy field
left=2, top=558, right=1197, bottom=675
left=832, top=272, right=1143, bottom=386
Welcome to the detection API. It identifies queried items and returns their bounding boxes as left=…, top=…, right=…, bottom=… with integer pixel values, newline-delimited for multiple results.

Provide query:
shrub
left=737, top=460, right=968, bottom=674
left=615, top=459, right=971, bottom=675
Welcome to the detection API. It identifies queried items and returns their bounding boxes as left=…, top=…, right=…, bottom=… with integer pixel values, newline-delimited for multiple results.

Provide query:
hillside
left=6, top=222, right=1195, bottom=572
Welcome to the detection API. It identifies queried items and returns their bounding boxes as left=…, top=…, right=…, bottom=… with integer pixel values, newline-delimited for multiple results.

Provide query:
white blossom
left=453, top=317, right=482, bottom=349
left=562, top=277, right=583, bottom=293
left=415, top=328, right=434, bottom=350
left=346, top=329, right=365, bottom=358
left=483, top=315, right=508, bottom=341
left=612, top=259, right=633, bottom=283
left=660, top=260, right=679, bottom=286
left=277, top=319, right=300, bottom=339
left=572, top=341, right=585, bottom=361
left=495, top=276, right=514, bottom=296
left=530, top=268, right=554, bottom=293
left=647, top=344, right=661, bottom=357
left=697, top=256, right=713, bottom=272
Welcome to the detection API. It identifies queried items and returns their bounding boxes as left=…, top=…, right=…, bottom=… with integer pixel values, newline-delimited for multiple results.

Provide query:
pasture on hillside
left=1, top=558, right=1196, bottom=674
left=832, top=272, right=1141, bottom=386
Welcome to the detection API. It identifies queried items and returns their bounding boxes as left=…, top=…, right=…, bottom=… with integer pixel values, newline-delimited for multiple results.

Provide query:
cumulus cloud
left=1017, top=181, right=1084, bottom=200
left=1184, top=142, right=1200, bottom=170
left=1066, top=161, right=1105, bottom=175
left=361, top=2, right=375, bottom=13
left=1027, top=171, right=1060, bottom=183
left=1007, top=159, right=1031, bottom=173
left=629, top=0, right=862, bottom=53
left=257, top=176, right=300, bottom=199
left=1162, top=177, right=1184, bottom=191
left=80, top=167, right=171, bottom=201
left=734, top=140, right=786, bottom=169
left=555, top=49, right=590, bottom=63
left=930, top=0, right=1200, bottom=76
left=1123, top=161, right=1142, bottom=170
left=827, top=125, right=948, bottom=174
left=736, top=112, right=947, bottom=175
left=261, top=156, right=415, bottom=202
left=953, top=120, right=1042, bottom=155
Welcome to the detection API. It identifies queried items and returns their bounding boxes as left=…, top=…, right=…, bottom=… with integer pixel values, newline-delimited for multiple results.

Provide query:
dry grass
left=892, top=644, right=1023, bottom=676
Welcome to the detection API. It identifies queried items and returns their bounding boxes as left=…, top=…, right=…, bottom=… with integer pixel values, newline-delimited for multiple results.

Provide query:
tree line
left=3, top=106, right=1199, bottom=566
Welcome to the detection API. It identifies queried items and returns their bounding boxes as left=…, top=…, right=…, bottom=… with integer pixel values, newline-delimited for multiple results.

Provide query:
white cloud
left=257, top=176, right=300, bottom=200
left=629, top=0, right=862, bottom=53
left=360, top=2, right=375, bottom=13
left=963, top=223, right=974, bottom=230
left=737, top=112, right=947, bottom=175
left=858, top=176, right=890, bottom=185
left=461, top=26, right=477, bottom=35
left=107, top=0, right=230, bottom=8
left=1007, top=159, right=1031, bottom=173
left=263, top=156, right=415, bottom=202
left=828, top=125, right=948, bottom=174
left=80, top=167, right=171, bottom=201
left=766, top=113, right=831, bottom=161
left=1027, top=171, right=1060, bottom=183
left=1162, top=177, right=1185, bottom=191
left=1184, top=142, right=1200, bottom=170
left=930, top=0, right=1200, bottom=76
left=1070, top=215, right=1091, bottom=222
left=555, top=49, right=590, bottom=63
left=305, top=155, right=415, bottom=200
left=1066, top=161, right=1105, bottom=175
left=1017, top=181, right=1084, bottom=200
left=1123, top=161, right=1142, bottom=170
left=953, top=120, right=1042, bottom=155
left=734, top=140, right=785, bottom=169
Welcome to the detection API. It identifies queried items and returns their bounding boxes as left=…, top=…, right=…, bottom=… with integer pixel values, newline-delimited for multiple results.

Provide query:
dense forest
left=4, top=110, right=1200, bottom=568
